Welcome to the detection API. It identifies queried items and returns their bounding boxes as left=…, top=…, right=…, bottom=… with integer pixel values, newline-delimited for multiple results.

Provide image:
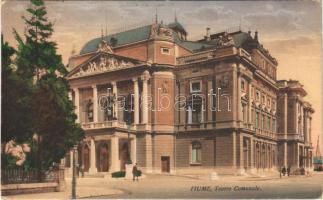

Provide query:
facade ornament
left=73, top=55, right=135, bottom=77
left=162, top=81, right=168, bottom=94
left=218, top=32, right=235, bottom=46
left=97, top=40, right=113, bottom=53
left=150, top=23, right=173, bottom=39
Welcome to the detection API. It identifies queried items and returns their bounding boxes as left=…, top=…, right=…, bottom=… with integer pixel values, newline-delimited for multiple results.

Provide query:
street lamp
left=71, top=145, right=77, bottom=199
left=126, top=104, right=133, bottom=164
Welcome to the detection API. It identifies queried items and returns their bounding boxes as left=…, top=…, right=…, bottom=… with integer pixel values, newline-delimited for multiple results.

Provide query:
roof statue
left=97, top=39, right=113, bottom=54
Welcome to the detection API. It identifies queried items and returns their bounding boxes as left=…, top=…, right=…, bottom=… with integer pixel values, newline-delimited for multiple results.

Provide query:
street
left=90, top=172, right=323, bottom=199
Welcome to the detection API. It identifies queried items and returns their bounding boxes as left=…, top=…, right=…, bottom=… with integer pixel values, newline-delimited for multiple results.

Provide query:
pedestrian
left=282, top=166, right=286, bottom=176
left=132, top=163, right=138, bottom=182
left=287, top=166, right=290, bottom=176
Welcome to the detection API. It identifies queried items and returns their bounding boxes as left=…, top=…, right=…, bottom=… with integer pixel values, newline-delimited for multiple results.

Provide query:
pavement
left=2, top=172, right=323, bottom=199
left=2, top=178, right=123, bottom=200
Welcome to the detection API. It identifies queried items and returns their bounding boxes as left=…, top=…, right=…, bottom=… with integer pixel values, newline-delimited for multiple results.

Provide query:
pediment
left=67, top=52, right=144, bottom=79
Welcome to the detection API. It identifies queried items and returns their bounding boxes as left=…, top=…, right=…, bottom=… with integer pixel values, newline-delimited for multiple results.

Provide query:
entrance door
left=83, top=145, right=90, bottom=172
left=161, top=156, right=170, bottom=173
left=98, top=143, right=109, bottom=172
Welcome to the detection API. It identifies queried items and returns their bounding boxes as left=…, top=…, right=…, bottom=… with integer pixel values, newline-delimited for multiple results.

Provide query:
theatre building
left=276, top=80, right=314, bottom=172
left=64, top=18, right=314, bottom=175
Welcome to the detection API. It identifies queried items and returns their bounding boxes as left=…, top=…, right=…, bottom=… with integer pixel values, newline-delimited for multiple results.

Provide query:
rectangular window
left=190, top=81, right=202, bottom=93
left=255, top=112, right=259, bottom=128
left=272, top=101, right=276, bottom=110
left=267, top=116, right=271, bottom=130
left=273, top=119, right=276, bottom=132
left=256, top=91, right=260, bottom=101
left=191, top=142, right=202, bottom=164
left=241, top=80, right=245, bottom=91
left=188, top=96, right=204, bottom=124
left=262, top=114, right=265, bottom=129
left=261, top=95, right=265, bottom=104
left=161, top=47, right=170, bottom=55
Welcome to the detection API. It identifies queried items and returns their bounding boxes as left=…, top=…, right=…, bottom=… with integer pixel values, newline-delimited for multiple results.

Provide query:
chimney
left=205, top=27, right=211, bottom=41
left=254, top=31, right=258, bottom=41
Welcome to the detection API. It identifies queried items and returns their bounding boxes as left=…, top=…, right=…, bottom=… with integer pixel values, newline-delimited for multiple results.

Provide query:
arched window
left=191, top=141, right=202, bottom=164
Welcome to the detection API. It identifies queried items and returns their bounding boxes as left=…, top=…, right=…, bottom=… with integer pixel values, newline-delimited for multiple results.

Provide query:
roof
left=168, top=21, right=187, bottom=34
left=180, top=41, right=214, bottom=52
left=80, top=25, right=152, bottom=55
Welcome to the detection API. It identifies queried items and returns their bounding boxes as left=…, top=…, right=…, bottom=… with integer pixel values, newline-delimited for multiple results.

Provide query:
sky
left=2, top=1, right=323, bottom=153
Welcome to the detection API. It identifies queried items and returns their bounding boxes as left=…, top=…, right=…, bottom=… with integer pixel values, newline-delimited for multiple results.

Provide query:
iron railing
left=1, top=169, right=59, bottom=185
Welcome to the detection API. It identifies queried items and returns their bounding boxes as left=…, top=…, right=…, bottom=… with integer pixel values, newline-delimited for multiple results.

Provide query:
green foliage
left=14, top=0, right=66, bottom=81
left=1, top=0, right=84, bottom=170
left=111, top=170, right=142, bottom=178
left=1, top=36, right=34, bottom=143
left=111, top=171, right=126, bottom=178
left=32, top=75, right=84, bottom=169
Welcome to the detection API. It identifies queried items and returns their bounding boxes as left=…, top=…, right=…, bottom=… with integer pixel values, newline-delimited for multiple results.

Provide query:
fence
left=1, top=169, right=59, bottom=185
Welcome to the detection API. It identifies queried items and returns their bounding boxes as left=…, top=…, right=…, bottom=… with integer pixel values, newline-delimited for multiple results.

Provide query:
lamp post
left=126, top=107, right=132, bottom=164
left=71, top=145, right=77, bottom=199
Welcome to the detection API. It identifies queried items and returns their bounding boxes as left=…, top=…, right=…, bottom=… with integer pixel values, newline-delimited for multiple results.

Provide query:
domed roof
left=168, top=21, right=187, bottom=35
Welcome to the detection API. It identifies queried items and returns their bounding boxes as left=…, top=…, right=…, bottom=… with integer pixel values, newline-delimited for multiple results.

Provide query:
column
left=141, top=71, right=150, bottom=124
left=68, top=91, right=72, bottom=101
left=73, top=88, right=80, bottom=123
left=248, top=83, right=252, bottom=126
left=283, top=93, right=288, bottom=167
left=207, top=79, right=213, bottom=123
left=239, top=134, right=244, bottom=172
left=112, top=81, right=118, bottom=120
left=284, top=142, right=288, bottom=167
left=89, top=137, right=97, bottom=174
left=232, top=131, right=237, bottom=169
left=133, top=78, right=140, bottom=124
left=295, top=99, right=299, bottom=134
left=309, top=117, right=312, bottom=144
left=237, top=75, right=242, bottom=123
left=111, top=136, right=120, bottom=172
left=296, top=143, right=299, bottom=168
left=92, top=85, right=98, bottom=123
left=300, top=104, right=304, bottom=136
left=131, top=137, right=137, bottom=164
left=179, top=81, right=186, bottom=125
left=250, top=138, right=255, bottom=170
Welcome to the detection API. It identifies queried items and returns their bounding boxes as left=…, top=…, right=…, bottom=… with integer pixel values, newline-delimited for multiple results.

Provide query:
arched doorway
left=120, top=142, right=130, bottom=171
left=97, top=143, right=109, bottom=172
left=83, top=144, right=90, bottom=172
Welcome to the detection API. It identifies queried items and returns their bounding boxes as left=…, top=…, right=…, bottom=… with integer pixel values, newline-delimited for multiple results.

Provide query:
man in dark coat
left=132, top=163, right=139, bottom=181
left=282, top=166, right=286, bottom=176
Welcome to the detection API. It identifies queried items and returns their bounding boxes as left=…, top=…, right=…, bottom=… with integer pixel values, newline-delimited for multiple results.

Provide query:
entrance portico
left=78, top=133, right=136, bottom=174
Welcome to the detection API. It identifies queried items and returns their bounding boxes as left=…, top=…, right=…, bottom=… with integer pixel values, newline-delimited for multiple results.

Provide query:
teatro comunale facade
left=64, top=18, right=314, bottom=176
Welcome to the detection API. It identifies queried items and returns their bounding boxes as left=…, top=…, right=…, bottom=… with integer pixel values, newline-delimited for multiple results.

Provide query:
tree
left=14, top=0, right=84, bottom=170
left=1, top=36, right=33, bottom=143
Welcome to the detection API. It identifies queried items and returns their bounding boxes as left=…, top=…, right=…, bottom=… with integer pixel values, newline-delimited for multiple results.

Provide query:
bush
left=111, top=170, right=142, bottom=178
left=111, top=171, right=125, bottom=178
